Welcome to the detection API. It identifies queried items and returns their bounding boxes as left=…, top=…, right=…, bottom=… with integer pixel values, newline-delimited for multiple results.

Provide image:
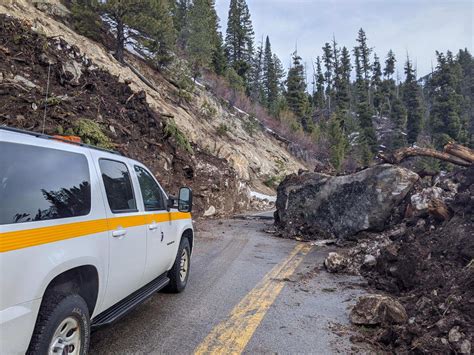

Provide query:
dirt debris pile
left=274, top=146, right=473, bottom=353
left=0, top=15, right=249, bottom=216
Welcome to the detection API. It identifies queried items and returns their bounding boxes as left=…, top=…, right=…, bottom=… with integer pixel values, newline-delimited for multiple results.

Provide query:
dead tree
left=378, top=146, right=472, bottom=167
left=444, top=143, right=474, bottom=164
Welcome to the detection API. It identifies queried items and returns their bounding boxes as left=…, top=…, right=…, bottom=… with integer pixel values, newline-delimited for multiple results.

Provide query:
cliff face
left=0, top=1, right=307, bottom=216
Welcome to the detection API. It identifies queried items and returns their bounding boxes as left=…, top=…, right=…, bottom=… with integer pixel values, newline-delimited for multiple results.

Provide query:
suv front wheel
left=166, top=237, right=191, bottom=293
left=27, top=293, right=90, bottom=355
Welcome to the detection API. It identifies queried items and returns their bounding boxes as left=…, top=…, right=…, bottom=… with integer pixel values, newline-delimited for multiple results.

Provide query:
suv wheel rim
left=49, top=316, right=81, bottom=355
left=179, top=248, right=189, bottom=282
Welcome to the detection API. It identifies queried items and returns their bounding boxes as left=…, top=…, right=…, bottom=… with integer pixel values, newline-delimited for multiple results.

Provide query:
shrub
left=216, top=123, right=229, bottom=136
left=200, top=100, right=218, bottom=120
left=164, top=119, right=193, bottom=153
left=72, top=118, right=113, bottom=149
left=242, top=115, right=260, bottom=137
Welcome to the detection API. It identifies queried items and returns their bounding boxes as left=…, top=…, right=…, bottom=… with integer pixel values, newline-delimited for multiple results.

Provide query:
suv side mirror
left=178, top=187, right=193, bottom=213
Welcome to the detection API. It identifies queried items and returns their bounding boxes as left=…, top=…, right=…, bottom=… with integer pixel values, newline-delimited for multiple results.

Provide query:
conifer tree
left=173, top=0, right=191, bottom=50
left=355, top=28, right=372, bottom=82
left=313, top=56, right=326, bottom=109
left=273, top=54, right=286, bottom=94
left=225, top=0, right=255, bottom=84
left=428, top=51, right=463, bottom=147
left=262, top=36, right=280, bottom=111
left=371, top=53, right=383, bottom=114
left=327, top=113, right=348, bottom=171
left=354, top=46, right=377, bottom=154
left=384, top=49, right=396, bottom=79
left=101, top=0, right=176, bottom=66
left=322, top=42, right=333, bottom=109
left=286, top=52, right=310, bottom=130
left=249, top=40, right=264, bottom=102
left=403, top=56, right=423, bottom=144
left=212, top=32, right=227, bottom=75
left=335, top=46, right=351, bottom=112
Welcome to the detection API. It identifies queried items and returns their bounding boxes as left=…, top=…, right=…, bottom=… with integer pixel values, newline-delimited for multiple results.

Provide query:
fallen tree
left=378, top=144, right=473, bottom=167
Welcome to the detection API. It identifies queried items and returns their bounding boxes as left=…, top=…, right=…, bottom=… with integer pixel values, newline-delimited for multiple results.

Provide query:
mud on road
left=90, top=216, right=373, bottom=354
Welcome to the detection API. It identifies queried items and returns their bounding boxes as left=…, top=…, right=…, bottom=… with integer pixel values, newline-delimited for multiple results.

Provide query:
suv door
left=134, top=165, right=175, bottom=283
left=93, top=156, right=147, bottom=309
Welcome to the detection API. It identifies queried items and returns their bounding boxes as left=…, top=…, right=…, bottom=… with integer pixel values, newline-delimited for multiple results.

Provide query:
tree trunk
left=378, top=146, right=471, bottom=167
left=444, top=143, right=474, bottom=164
left=115, top=18, right=125, bottom=63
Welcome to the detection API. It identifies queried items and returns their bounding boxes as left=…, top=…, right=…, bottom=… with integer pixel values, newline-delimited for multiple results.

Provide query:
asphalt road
left=90, top=215, right=369, bottom=354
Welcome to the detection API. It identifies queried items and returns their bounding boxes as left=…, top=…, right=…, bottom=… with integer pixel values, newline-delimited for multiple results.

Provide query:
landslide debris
left=274, top=148, right=473, bottom=353
left=275, top=164, right=419, bottom=240
left=0, top=15, right=248, bottom=216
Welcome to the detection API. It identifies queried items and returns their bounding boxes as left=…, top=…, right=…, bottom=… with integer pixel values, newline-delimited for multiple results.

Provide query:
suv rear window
left=0, top=142, right=91, bottom=225
left=99, top=159, right=137, bottom=213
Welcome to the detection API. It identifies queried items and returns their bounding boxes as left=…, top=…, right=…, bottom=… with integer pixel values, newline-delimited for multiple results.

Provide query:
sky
left=215, top=0, right=473, bottom=84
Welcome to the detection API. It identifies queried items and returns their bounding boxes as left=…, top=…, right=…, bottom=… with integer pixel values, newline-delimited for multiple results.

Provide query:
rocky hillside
left=0, top=0, right=307, bottom=216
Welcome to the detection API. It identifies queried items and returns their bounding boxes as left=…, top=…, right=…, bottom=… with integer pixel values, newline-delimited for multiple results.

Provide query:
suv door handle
left=112, top=229, right=127, bottom=238
left=148, top=222, right=158, bottom=231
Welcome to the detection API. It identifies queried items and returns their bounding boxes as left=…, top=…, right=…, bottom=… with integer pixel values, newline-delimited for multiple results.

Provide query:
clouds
left=215, top=0, right=473, bottom=80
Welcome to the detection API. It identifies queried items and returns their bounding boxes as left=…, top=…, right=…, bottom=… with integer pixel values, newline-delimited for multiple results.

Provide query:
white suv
left=0, top=126, right=194, bottom=354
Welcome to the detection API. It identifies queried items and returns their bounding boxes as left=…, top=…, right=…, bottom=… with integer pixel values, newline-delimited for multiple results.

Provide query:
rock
left=61, top=60, right=83, bottom=86
left=324, top=252, right=347, bottom=273
left=13, top=75, right=37, bottom=89
left=33, top=0, right=70, bottom=17
left=460, top=339, right=471, bottom=354
left=363, top=254, right=377, bottom=267
left=448, top=326, right=463, bottom=343
left=38, top=53, right=57, bottom=66
left=350, top=294, right=408, bottom=325
left=203, top=205, right=216, bottom=217
left=410, top=186, right=444, bottom=216
left=275, top=164, right=419, bottom=239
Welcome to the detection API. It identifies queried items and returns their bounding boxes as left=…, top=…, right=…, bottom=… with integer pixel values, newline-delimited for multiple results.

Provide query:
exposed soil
left=0, top=15, right=247, bottom=216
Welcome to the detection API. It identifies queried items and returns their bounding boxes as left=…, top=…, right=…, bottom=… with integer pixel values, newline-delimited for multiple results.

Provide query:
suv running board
left=91, top=274, right=170, bottom=329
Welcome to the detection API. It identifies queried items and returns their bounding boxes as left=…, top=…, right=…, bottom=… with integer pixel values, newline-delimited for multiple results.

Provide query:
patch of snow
left=193, top=79, right=205, bottom=88
left=233, top=106, right=249, bottom=116
left=250, top=191, right=277, bottom=202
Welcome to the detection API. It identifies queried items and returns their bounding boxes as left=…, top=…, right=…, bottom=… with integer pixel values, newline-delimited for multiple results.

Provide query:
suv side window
left=134, top=166, right=165, bottom=211
left=0, top=142, right=91, bottom=225
left=99, top=159, right=137, bottom=213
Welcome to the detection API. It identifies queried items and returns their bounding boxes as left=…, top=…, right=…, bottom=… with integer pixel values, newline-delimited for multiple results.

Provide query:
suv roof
left=0, top=125, right=122, bottom=156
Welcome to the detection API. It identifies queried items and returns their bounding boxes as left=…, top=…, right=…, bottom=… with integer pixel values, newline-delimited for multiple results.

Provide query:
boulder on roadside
left=350, top=294, right=408, bottom=325
left=275, top=164, right=419, bottom=240
left=324, top=252, right=347, bottom=273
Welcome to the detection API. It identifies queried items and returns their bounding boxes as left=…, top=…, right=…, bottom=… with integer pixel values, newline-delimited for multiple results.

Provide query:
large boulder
left=350, top=294, right=408, bottom=325
left=275, top=164, right=419, bottom=240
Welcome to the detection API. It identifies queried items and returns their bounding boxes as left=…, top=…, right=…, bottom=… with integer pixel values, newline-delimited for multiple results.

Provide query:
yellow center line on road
left=194, top=243, right=312, bottom=355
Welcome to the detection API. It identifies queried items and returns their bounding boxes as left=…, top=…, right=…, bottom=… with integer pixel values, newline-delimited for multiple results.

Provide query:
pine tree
left=327, top=113, right=348, bottom=171
left=286, top=51, right=310, bottom=130
left=188, top=0, right=217, bottom=77
left=262, top=36, right=279, bottom=111
left=212, top=32, right=227, bottom=75
left=403, top=56, right=423, bottom=144
left=371, top=53, right=383, bottom=114
left=334, top=45, right=351, bottom=112
left=69, top=0, right=101, bottom=41
left=356, top=28, right=372, bottom=82
left=354, top=46, right=377, bottom=154
left=173, top=0, right=191, bottom=50
left=225, top=0, right=255, bottom=84
left=273, top=54, right=286, bottom=94
left=322, top=42, right=333, bottom=109
left=384, top=49, right=396, bottom=79
left=249, top=39, right=264, bottom=102
left=390, top=97, right=408, bottom=149
left=428, top=51, right=463, bottom=147
left=313, top=56, right=325, bottom=109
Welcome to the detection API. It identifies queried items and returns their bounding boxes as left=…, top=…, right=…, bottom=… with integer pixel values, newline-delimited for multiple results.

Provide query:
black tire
left=165, top=237, right=191, bottom=293
left=27, top=293, right=90, bottom=355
